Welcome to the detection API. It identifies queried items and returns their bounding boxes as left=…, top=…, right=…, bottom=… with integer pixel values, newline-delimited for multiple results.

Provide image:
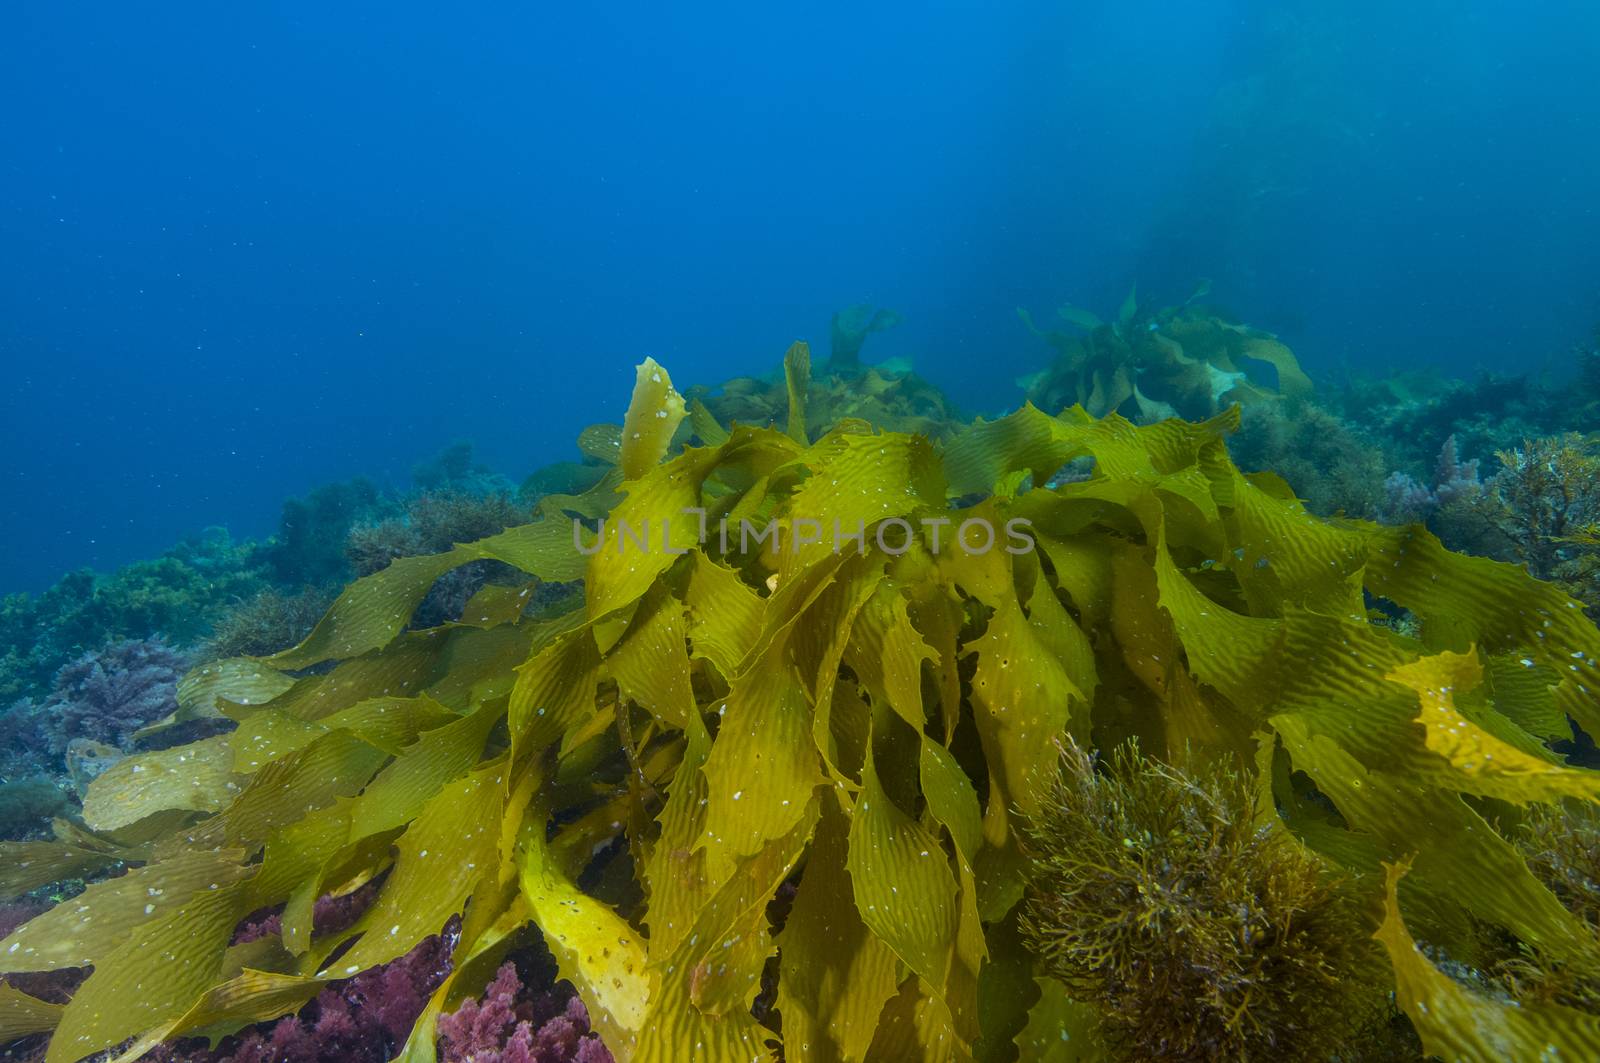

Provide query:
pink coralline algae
left=151, top=928, right=456, bottom=1063
left=437, top=960, right=614, bottom=1063
left=147, top=905, right=609, bottom=1063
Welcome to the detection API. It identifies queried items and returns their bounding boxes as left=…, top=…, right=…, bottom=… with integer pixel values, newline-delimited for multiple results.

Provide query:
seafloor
left=3, top=300, right=1600, bottom=1062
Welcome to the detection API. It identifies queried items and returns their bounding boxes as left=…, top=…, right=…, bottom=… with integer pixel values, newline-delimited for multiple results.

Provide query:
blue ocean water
left=2, top=1, right=1597, bottom=592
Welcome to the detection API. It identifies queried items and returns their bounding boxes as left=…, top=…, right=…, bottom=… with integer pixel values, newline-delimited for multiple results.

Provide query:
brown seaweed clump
left=1490, top=802, right=1600, bottom=1013
left=1019, top=740, right=1391, bottom=1062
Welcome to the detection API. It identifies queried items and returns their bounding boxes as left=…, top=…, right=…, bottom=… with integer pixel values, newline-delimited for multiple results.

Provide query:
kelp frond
left=1, top=353, right=1599, bottom=1062
left=1019, top=288, right=1311, bottom=421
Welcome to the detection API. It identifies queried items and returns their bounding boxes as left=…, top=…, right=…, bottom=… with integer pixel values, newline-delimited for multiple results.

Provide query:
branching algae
left=3, top=352, right=1600, bottom=1062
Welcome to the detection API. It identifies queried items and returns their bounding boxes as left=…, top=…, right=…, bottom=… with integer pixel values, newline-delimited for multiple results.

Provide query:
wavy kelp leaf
left=641, top=711, right=714, bottom=965
left=1223, top=472, right=1368, bottom=613
left=1484, top=653, right=1570, bottom=740
left=0, top=849, right=250, bottom=974
left=45, top=877, right=254, bottom=1063
left=136, top=658, right=295, bottom=737
left=784, top=339, right=811, bottom=444
left=0, top=840, right=125, bottom=900
left=268, top=552, right=463, bottom=670
left=1367, top=524, right=1600, bottom=661
left=780, top=430, right=942, bottom=584
left=1366, top=523, right=1600, bottom=740
left=586, top=446, right=727, bottom=620
left=350, top=701, right=502, bottom=837
left=963, top=578, right=1080, bottom=821
left=259, top=635, right=441, bottom=722
left=848, top=756, right=958, bottom=1024
left=1220, top=324, right=1313, bottom=397
left=81, top=735, right=239, bottom=832
left=334, top=760, right=503, bottom=972
left=1153, top=529, right=1282, bottom=707
left=0, top=982, right=63, bottom=1042
left=683, top=553, right=763, bottom=677
left=605, top=587, right=694, bottom=730
left=578, top=423, right=624, bottom=464
left=456, top=579, right=539, bottom=629
left=249, top=800, right=357, bottom=953
left=227, top=710, right=326, bottom=768
left=267, top=522, right=583, bottom=671
left=229, top=694, right=455, bottom=767
left=687, top=398, right=730, bottom=447
left=680, top=800, right=816, bottom=1017
left=775, top=798, right=899, bottom=1062
left=1388, top=650, right=1600, bottom=802
left=1272, top=715, right=1588, bottom=955
left=637, top=805, right=816, bottom=1062
left=424, top=624, right=563, bottom=719
left=620, top=356, right=688, bottom=481
left=867, top=976, right=968, bottom=1063
left=699, top=653, right=821, bottom=868
left=204, top=730, right=388, bottom=853
left=1376, top=859, right=1600, bottom=1061
left=507, top=626, right=601, bottom=765
left=794, top=566, right=884, bottom=790
left=104, top=969, right=329, bottom=1063
left=844, top=584, right=935, bottom=732
left=518, top=812, right=649, bottom=1061
left=943, top=403, right=1082, bottom=496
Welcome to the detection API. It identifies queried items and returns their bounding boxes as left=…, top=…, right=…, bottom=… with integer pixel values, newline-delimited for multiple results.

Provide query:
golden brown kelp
left=1018, top=287, right=1311, bottom=421
left=2, top=358, right=1599, bottom=1061
left=827, top=303, right=903, bottom=372
left=685, top=341, right=965, bottom=444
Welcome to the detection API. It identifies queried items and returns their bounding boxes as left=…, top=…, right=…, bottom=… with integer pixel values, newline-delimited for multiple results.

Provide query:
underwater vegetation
left=825, top=303, right=904, bottom=373
left=0, top=530, right=268, bottom=707
left=1017, top=286, right=1312, bottom=422
left=685, top=314, right=961, bottom=444
left=1228, top=399, right=1389, bottom=519
left=1019, top=740, right=1396, bottom=1061
left=3, top=346, right=1600, bottom=1062
left=0, top=446, right=557, bottom=846
left=0, top=638, right=190, bottom=841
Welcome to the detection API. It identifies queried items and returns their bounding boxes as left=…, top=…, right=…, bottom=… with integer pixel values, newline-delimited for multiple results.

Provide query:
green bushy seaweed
left=345, top=491, right=530, bottom=578
left=1018, top=285, right=1312, bottom=422
left=267, top=476, right=395, bottom=587
left=3, top=351, right=1600, bottom=1062
left=200, top=587, right=337, bottom=662
left=1228, top=400, right=1388, bottom=519
left=0, top=530, right=269, bottom=704
left=1019, top=739, right=1397, bottom=1061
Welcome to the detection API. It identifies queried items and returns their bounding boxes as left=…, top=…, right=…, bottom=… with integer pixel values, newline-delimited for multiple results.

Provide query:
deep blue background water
left=3, top=1, right=1598, bottom=592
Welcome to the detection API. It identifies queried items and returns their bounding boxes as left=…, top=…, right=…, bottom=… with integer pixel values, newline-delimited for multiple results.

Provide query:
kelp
left=2, top=356, right=1599, bottom=1062
left=686, top=341, right=964, bottom=444
left=828, top=303, right=904, bottom=372
left=1018, top=286, right=1311, bottom=421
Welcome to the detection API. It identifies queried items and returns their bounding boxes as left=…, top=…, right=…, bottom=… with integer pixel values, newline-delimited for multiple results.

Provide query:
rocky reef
left=3, top=307, right=1600, bottom=1061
